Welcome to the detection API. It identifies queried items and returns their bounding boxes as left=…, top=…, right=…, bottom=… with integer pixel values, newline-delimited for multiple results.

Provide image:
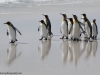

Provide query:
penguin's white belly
left=85, top=24, right=90, bottom=37
left=8, top=26, right=16, bottom=41
left=72, top=24, right=80, bottom=38
left=40, top=25, right=47, bottom=38
left=92, top=25, right=97, bottom=36
left=61, top=22, right=68, bottom=37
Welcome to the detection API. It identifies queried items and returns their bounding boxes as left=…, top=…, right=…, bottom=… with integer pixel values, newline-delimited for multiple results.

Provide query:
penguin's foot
left=73, top=38, right=77, bottom=41
left=65, top=37, right=68, bottom=39
left=16, top=39, right=18, bottom=41
left=39, top=37, right=43, bottom=40
left=10, top=40, right=15, bottom=43
left=70, top=37, right=73, bottom=40
left=60, top=36, right=64, bottom=39
left=44, top=38, right=47, bottom=40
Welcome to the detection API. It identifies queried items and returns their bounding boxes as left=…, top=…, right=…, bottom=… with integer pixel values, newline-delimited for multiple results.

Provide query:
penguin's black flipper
left=16, top=28, right=22, bottom=35
left=95, top=23, right=98, bottom=34
left=87, top=19, right=92, bottom=37
left=7, top=31, right=9, bottom=36
left=69, top=24, right=73, bottom=34
left=78, top=21, right=85, bottom=26
left=38, top=26, right=40, bottom=31
left=78, top=22, right=86, bottom=34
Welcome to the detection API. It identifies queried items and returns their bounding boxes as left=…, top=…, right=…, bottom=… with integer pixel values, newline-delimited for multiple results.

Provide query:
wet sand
left=0, top=6, right=100, bottom=75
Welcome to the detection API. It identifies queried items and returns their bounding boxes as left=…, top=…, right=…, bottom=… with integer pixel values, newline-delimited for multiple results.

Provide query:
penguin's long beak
left=4, top=23, right=7, bottom=24
left=42, top=14, right=45, bottom=16
left=81, top=18, right=84, bottom=19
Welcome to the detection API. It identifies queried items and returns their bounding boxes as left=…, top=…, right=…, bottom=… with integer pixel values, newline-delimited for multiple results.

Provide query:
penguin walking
left=60, top=13, right=68, bottom=39
left=42, top=14, right=53, bottom=36
left=67, top=18, right=73, bottom=39
left=91, top=19, right=98, bottom=39
left=4, top=21, right=22, bottom=43
left=38, top=20, right=48, bottom=40
left=69, top=15, right=85, bottom=41
left=82, top=18, right=91, bottom=39
left=81, top=13, right=92, bottom=38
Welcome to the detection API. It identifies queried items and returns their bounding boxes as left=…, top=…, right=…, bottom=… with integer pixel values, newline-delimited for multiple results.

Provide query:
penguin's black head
left=93, top=19, right=96, bottom=23
left=4, top=21, right=11, bottom=25
left=69, top=18, right=73, bottom=21
left=39, top=20, right=45, bottom=24
left=81, top=13, right=86, bottom=17
left=42, top=14, right=48, bottom=19
left=72, top=14, right=77, bottom=19
left=60, top=13, right=67, bottom=19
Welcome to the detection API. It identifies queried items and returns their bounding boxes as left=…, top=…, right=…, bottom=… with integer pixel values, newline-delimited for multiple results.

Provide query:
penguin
left=69, top=15, right=85, bottom=41
left=60, top=13, right=68, bottom=39
left=38, top=20, right=48, bottom=40
left=4, top=21, right=22, bottom=43
left=81, top=13, right=92, bottom=38
left=81, top=18, right=91, bottom=39
left=91, top=19, right=98, bottom=39
left=67, top=18, right=73, bottom=39
left=42, top=14, right=53, bottom=36
left=69, top=14, right=85, bottom=41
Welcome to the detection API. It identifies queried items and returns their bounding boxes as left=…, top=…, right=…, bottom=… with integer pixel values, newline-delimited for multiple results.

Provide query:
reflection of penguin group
left=60, top=40, right=98, bottom=65
left=38, top=13, right=98, bottom=41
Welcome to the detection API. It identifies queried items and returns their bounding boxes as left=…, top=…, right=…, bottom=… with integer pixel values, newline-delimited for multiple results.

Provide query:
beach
left=0, top=0, right=100, bottom=75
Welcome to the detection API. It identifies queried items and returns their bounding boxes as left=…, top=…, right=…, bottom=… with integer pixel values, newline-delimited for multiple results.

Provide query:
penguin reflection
left=70, top=41, right=80, bottom=65
left=85, top=41, right=92, bottom=59
left=60, top=40, right=69, bottom=63
left=7, top=43, right=21, bottom=64
left=38, top=40, right=51, bottom=60
left=92, top=40, right=98, bottom=57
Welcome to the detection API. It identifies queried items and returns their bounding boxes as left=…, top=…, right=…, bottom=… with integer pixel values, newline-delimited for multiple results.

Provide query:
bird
left=4, top=21, right=22, bottom=43
left=81, top=18, right=91, bottom=40
left=81, top=13, right=92, bottom=39
left=60, top=13, right=68, bottom=39
left=38, top=20, right=48, bottom=40
left=69, top=14, right=85, bottom=41
left=42, top=14, right=53, bottom=36
left=67, top=18, right=73, bottom=39
left=91, top=19, right=98, bottom=40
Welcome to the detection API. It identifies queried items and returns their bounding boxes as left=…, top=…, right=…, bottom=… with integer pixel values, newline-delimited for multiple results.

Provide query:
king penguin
left=60, top=13, right=68, bottom=39
left=81, top=18, right=91, bottom=39
left=81, top=13, right=92, bottom=38
left=4, top=21, right=22, bottom=43
left=69, top=15, right=85, bottom=41
left=91, top=19, right=98, bottom=39
left=38, top=20, right=48, bottom=40
left=42, top=14, right=53, bottom=36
